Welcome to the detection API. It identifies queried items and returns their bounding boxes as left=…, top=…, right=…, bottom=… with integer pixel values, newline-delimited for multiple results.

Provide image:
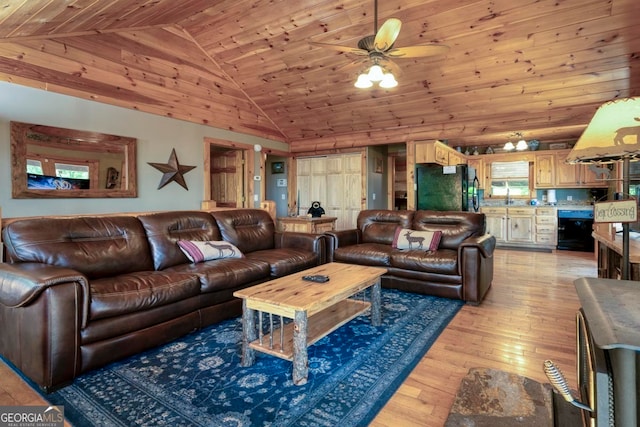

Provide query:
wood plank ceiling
left=0, top=0, right=638, bottom=153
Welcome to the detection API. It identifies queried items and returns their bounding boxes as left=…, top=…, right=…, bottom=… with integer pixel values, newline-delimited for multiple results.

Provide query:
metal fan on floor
left=310, top=0, right=449, bottom=88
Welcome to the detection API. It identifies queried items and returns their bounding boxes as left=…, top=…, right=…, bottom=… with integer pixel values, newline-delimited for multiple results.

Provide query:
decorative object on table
left=456, top=146, right=462, bottom=152
left=464, top=147, right=470, bottom=155
left=307, top=201, right=325, bottom=217
left=271, top=161, right=285, bottom=174
left=485, top=146, right=494, bottom=154
left=148, top=148, right=196, bottom=190
left=528, top=139, right=540, bottom=151
left=34, top=290, right=462, bottom=427
left=565, top=96, right=640, bottom=280
left=472, top=147, right=479, bottom=155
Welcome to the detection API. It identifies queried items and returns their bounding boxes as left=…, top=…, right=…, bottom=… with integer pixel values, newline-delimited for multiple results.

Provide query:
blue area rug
left=38, top=289, right=463, bottom=426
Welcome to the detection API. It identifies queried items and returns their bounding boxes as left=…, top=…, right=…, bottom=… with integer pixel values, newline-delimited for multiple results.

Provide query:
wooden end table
left=233, top=263, right=387, bottom=385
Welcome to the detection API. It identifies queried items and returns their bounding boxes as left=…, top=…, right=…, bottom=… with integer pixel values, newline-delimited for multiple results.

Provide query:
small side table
left=277, top=216, right=337, bottom=233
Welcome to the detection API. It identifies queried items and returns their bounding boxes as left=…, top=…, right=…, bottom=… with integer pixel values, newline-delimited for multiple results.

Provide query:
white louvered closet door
left=296, top=153, right=363, bottom=230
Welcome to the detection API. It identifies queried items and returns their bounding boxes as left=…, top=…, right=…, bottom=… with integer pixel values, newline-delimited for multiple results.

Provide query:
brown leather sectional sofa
left=0, top=209, right=325, bottom=391
left=326, top=210, right=496, bottom=304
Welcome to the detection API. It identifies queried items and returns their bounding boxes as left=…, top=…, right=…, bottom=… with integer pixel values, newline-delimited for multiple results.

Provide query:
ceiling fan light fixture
left=515, top=139, right=528, bottom=151
left=503, top=141, right=515, bottom=151
left=367, top=65, right=385, bottom=82
left=379, top=73, right=398, bottom=88
left=355, top=73, right=373, bottom=88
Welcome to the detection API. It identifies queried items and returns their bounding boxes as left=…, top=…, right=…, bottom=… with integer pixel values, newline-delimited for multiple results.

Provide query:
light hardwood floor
left=0, top=248, right=596, bottom=426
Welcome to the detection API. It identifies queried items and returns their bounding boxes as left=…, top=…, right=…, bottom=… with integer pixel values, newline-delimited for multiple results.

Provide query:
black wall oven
left=557, top=209, right=595, bottom=252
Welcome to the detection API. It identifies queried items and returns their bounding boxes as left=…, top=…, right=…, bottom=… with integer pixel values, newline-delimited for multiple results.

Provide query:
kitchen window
left=490, top=161, right=530, bottom=197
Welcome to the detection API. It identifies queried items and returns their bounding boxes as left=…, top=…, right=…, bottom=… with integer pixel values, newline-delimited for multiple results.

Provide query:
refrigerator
left=415, top=164, right=479, bottom=211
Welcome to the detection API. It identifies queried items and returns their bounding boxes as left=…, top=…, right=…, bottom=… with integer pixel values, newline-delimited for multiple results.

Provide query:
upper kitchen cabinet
left=415, top=140, right=463, bottom=166
left=554, top=150, right=609, bottom=188
left=535, top=150, right=609, bottom=189
left=535, top=153, right=555, bottom=188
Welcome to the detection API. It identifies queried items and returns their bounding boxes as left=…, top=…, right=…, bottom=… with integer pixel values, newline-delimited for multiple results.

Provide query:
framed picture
left=271, top=161, right=285, bottom=174
left=374, top=157, right=383, bottom=174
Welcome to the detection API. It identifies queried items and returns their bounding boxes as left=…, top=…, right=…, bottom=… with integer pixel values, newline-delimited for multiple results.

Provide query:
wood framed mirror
left=10, top=121, right=137, bottom=198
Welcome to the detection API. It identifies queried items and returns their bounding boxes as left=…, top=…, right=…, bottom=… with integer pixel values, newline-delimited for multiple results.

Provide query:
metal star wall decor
left=148, top=148, right=196, bottom=190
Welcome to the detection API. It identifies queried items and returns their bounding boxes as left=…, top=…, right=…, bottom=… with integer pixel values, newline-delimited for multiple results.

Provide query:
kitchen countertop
left=480, top=204, right=594, bottom=210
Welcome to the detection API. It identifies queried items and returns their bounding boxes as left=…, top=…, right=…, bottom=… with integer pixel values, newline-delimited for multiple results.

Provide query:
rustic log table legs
left=239, top=278, right=382, bottom=385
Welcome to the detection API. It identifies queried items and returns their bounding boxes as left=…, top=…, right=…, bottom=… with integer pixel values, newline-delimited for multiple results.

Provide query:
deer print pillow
left=392, top=228, right=442, bottom=251
left=177, top=240, right=244, bottom=263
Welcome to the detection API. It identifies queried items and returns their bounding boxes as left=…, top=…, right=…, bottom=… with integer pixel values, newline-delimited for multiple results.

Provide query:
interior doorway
left=207, top=145, right=246, bottom=208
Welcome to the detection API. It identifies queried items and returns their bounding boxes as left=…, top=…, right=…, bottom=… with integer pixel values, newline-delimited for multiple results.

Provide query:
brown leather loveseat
left=326, top=209, right=495, bottom=304
left=0, top=209, right=325, bottom=391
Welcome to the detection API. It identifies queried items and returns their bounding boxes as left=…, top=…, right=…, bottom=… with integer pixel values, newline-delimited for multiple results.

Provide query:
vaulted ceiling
left=0, top=0, right=638, bottom=153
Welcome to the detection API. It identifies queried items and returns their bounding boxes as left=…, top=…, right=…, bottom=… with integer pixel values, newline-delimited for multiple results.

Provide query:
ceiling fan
left=310, top=0, right=449, bottom=88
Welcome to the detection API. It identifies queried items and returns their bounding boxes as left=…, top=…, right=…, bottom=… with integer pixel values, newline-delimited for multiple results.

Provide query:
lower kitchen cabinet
left=482, top=207, right=507, bottom=242
left=482, top=206, right=556, bottom=249
left=535, top=207, right=557, bottom=248
left=506, top=207, right=535, bottom=244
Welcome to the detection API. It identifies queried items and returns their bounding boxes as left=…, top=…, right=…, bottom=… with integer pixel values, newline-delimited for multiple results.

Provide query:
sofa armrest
left=0, top=263, right=86, bottom=390
left=458, top=233, right=496, bottom=259
left=275, top=232, right=327, bottom=264
left=0, top=263, right=89, bottom=307
left=325, top=229, right=361, bottom=248
left=458, top=234, right=496, bottom=304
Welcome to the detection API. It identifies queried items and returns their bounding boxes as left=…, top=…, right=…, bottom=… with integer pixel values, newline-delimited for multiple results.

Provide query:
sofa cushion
left=245, top=248, right=318, bottom=277
left=392, top=228, right=442, bottom=251
left=89, top=271, right=201, bottom=321
left=333, top=243, right=393, bottom=266
left=138, top=211, right=222, bottom=270
left=212, top=209, right=275, bottom=254
left=177, top=240, right=243, bottom=263
left=164, top=258, right=271, bottom=293
left=390, top=248, right=458, bottom=275
left=2, top=216, right=154, bottom=279
left=358, top=210, right=415, bottom=245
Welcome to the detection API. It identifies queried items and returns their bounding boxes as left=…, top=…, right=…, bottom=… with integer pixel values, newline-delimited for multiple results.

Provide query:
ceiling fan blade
left=374, top=18, right=402, bottom=51
left=387, top=44, right=450, bottom=58
left=309, top=41, right=368, bottom=56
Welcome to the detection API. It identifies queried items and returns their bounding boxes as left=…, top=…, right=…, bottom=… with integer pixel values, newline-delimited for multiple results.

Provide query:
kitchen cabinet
left=554, top=150, right=609, bottom=188
left=449, top=150, right=466, bottom=166
left=534, top=150, right=608, bottom=189
left=415, top=140, right=461, bottom=166
left=535, top=207, right=557, bottom=248
left=481, top=207, right=507, bottom=242
left=481, top=206, right=538, bottom=246
left=535, top=153, right=555, bottom=188
left=507, top=207, right=535, bottom=243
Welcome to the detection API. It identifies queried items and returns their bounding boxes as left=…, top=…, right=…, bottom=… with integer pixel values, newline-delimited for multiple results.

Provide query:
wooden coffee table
left=233, top=263, right=387, bottom=385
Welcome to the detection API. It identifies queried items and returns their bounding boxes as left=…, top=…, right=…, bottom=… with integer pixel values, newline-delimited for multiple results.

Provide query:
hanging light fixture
left=354, top=60, right=397, bottom=89
left=503, top=141, right=515, bottom=151
left=516, top=138, right=528, bottom=151
left=504, top=132, right=528, bottom=151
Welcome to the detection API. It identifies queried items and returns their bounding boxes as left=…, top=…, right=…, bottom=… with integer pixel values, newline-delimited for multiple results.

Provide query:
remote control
left=302, top=274, right=330, bottom=283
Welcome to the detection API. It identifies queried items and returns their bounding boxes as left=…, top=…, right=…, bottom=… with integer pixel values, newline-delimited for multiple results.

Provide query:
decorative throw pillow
left=177, top=240, right=244, bottom=263
left=392, top=228, right=442, bottom=251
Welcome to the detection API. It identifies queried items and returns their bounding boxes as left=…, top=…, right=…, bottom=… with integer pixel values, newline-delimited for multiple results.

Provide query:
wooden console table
left=277, top=216, right=337, bottom=233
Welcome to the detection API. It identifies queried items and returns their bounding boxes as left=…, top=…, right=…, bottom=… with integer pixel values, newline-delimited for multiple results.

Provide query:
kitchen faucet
left=506, top=189, right=511, bottom=205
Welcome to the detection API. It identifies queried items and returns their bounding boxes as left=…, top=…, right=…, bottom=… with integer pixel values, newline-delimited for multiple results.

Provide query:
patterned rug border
left=10, top=289, right=463, bottom=427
